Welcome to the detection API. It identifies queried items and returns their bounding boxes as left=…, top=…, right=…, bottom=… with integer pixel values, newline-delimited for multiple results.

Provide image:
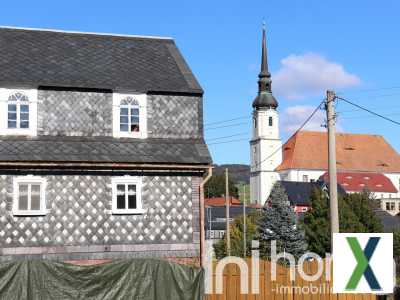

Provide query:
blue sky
left=2, top=0, right=400, bottom=164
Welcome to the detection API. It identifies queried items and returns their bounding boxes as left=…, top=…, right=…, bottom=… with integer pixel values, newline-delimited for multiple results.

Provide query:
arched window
left=8, top=92, right=29, bottom=129
left=112, top=93, right=147, bottom=139
left=119, top=96, right=140, bottom=133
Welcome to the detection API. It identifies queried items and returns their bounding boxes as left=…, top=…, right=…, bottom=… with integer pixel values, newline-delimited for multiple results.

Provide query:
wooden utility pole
left=225, top=168, right=231, bottom=256
left=243, top=185, right=246, bottom=257
left=326, top=90, right=339, bottom=245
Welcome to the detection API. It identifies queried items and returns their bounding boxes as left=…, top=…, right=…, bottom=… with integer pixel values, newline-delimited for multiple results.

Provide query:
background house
left=205, top=196, right=242, bottom=207
left=276, top=181, right=346, bottom=214
left=321, top=171, right=400, bottom=215
left=0, top=27, right=211, bottom=263
left=205, top=206, right=258, bottom=240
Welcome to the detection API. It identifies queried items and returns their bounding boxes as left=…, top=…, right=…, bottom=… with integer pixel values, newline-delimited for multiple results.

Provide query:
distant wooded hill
left=213, top=164, right=250, bottom=184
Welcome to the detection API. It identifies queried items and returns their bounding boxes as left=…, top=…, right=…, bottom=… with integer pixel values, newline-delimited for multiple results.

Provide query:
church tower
left=250, top=26, right=282, bottom=205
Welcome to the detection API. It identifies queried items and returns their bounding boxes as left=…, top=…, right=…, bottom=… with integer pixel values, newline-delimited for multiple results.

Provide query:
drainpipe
left=200, top=166, right=213, bottom=267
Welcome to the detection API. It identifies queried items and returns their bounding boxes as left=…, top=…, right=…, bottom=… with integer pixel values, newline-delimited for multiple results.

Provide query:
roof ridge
left=299, top=130, right=384, bottom=138
left=0, top=26, right=173, bottom=40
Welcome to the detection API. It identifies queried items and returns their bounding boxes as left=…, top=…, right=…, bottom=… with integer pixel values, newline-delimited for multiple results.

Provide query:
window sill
left=1, top=128, right=37, bottom=136
left=12, top=210, right=48, bottom=216
left=111, top=208, right=146, bottom=215
left=113, top=132, right=147, bottom=139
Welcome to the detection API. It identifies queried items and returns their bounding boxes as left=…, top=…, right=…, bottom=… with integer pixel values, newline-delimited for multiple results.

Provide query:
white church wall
left=280, top=169, right=325, bottom=182
left=253, top=109, right=279, bottom=139
left=383, top=173, right=400, bottom=197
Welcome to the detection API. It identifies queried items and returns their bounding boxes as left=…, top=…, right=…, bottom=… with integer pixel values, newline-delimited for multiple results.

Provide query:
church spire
left=252, top=23, right=278, bottom=109
left=260, top=23, right=269, bottom=78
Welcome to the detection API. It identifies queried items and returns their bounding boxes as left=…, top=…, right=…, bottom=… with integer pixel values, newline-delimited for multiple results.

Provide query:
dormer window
left=119, top=97, right=140, bottom=133
left=0, top=88, right=37, bottom=136
left=8, top=92, right=29, bottom=129
left=113, top=93, right=147, bottom=139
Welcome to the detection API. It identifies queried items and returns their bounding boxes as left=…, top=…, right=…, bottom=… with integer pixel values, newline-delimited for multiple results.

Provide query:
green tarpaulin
left=0, top=259, right=204, bottom=300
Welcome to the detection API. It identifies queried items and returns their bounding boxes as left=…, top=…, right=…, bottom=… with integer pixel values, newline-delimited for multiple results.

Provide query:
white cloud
left=281, top=105, right=325, bottom=134
left=281, top=105, right=343, bottom=135
left=273, top=53, right=361, bottom=100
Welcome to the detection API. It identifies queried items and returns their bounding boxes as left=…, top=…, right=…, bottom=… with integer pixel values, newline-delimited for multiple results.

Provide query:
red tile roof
left=276, top=131, right=400, bottom=173
left=205, top=197, right=242, bottom=207
left=321, top=171, right=398, bottom=193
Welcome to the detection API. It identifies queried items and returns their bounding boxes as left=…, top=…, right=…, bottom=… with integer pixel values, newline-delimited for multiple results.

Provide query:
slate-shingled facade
left=0, top=27, right=212, bottom=262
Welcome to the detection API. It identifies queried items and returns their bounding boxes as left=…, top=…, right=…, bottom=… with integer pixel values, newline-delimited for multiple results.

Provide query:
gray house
left=0, top=27, right=211, bottom=263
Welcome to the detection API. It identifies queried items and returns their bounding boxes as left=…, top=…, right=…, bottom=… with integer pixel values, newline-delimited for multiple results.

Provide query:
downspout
left=200, top=166, right=212, bottom=267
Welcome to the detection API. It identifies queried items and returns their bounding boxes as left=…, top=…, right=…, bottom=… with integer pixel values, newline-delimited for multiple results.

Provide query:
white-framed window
left=303, top=175, right=309, bottom=182
left=0, top=88, right=38, bottom=136
left=111, top=176, right=145, bottom=214
left=112, top=93, right=147, bottom=139
left=386, top=201, right=396, bottom=211
left=12, top=176, right=47, bottom=216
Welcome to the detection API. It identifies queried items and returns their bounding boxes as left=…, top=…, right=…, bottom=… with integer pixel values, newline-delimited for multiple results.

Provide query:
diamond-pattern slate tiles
left=0, top=175, right=194, bottom=248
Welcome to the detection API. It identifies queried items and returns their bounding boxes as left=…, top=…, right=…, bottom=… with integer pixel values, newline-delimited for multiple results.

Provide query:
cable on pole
left=337, top=96, right=400, bottom=126
left=206, top=132, right=249, bottom=142
left=229, top=99, right=326, bottom=175
left=204, top=115, right=251, bottom=127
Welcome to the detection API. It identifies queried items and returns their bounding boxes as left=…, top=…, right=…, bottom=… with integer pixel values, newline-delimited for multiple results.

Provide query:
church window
left=268, top=116, right=273, bottom=126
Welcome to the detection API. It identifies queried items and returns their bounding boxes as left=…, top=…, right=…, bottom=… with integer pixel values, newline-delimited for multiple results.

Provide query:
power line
left=337, top=96, right=400, bottom=126
left=337, top=86, right=400, bottom=96
left=340, top=112, right=400, bottom=120
left=208, top=138, right=249, bottom=146
left=230, top=99, right=325, bottom=175
left=336, top=92, right=400, bottom=114
left=206, top=132, right=249, bottom=142
left=205, top=121, right=250, bottom=131
left=338, top=106, right=400, bottom=114
left=204, top=90, right=400, bottom=129
left=204, top=115, right=250, bottom=126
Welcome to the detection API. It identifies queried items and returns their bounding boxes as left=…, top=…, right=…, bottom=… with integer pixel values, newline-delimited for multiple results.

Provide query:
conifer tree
left=258, top=183, right=307, bottom=259
left=301, top=187, right=383, bottom=256
left=213, top=212, right=260, bottom=259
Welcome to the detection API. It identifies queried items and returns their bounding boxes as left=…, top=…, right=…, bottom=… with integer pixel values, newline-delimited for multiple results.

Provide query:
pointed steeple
left=259, top=23, right=269, bottom=78
left=252, top=24, right=278, bottom=109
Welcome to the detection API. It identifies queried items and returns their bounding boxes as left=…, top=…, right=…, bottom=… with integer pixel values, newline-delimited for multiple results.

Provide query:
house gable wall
left=0, top=172, right=201, bottom=261
left=36, top=89, right=203, bottom=138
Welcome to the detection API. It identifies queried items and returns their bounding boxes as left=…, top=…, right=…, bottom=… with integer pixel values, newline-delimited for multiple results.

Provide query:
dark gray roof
left=0, top=136, right=211, bottom=166
left=0, top=27, right=202, bottom=94
left=279, top=180, right=346, bottom=206
left=374, top=209, right=400, bottom=230
left=205, top=206, right=259, bottom=231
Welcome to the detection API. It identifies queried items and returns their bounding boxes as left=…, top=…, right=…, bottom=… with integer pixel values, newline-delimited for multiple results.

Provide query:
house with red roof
left=321, top=171, right=399, bottom=215
left=205, top=197, right=242, bottom=207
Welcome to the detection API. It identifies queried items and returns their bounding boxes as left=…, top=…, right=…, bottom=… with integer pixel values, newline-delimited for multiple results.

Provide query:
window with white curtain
left=13, top=176, right=47, bottom=216
left=111, top=176, right=145, bottom=214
